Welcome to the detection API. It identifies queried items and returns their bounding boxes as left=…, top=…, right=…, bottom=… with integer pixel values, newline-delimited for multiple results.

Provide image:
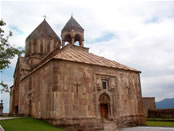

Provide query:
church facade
left=10, top=16, right=145, bottom=130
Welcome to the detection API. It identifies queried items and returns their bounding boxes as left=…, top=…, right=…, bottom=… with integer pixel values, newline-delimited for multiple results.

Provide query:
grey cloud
left=1, top=1, right=174, bottom=112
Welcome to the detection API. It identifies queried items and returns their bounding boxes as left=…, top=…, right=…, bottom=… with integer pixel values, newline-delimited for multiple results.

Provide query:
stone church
left=10, top=16, right=145, bottom=130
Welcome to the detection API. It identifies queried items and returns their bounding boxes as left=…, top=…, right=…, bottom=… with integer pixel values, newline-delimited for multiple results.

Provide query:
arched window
left=74, top=34, right=82, bottom=46
left=64, top=34, right=72, bottom=44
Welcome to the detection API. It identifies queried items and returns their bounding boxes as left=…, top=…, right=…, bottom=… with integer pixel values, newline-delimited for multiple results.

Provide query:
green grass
left=0, top=117, right=66, bottom=131
left=146, top=121, right=174, bottom=127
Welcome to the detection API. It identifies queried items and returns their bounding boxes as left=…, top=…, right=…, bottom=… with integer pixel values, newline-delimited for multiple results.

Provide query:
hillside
left=156, top=98, right=174, bottom=109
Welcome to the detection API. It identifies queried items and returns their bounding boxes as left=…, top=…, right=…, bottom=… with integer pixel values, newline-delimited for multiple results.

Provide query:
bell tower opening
left=74, top=41, right=80, bottom=46
left=64, top=34, right=72, bottom=45
left=61, top=16, right=84, bottom=47
left=74, top=34, right=83, bottom=46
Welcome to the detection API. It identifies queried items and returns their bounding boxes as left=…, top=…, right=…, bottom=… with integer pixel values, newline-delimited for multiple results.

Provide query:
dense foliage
left=0, top=20, right=23, bottom=93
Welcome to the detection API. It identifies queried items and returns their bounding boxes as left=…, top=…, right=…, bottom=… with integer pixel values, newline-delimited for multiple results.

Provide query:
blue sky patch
left=87, top=32, right=117, bottom=43
left=145, top=16, right=159, bottom=24
left=0, top=67, right=15, bottom=113
left=9, top=25, right=24, bottom=35
left=94, top=32, right=116, bottom=42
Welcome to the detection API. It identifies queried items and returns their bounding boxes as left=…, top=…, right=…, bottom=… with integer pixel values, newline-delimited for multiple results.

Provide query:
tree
left=0, top=20, right=23, bottom=93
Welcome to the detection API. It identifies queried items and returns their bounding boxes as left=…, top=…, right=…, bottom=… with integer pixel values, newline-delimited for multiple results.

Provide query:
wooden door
left=100, top=104, right=108, bottom=119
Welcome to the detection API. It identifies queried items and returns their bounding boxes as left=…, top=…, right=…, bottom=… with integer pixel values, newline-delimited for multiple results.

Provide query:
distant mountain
left=156, top=98, right=174, bottom=109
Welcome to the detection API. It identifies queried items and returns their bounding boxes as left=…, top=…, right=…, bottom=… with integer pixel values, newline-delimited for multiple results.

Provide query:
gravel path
left=0, top=117, right=20, bottom=120
left=119, top=126, right=174, bottom=131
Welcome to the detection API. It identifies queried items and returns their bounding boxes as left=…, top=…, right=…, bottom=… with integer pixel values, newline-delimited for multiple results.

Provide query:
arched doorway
left=99, top=93, right=110, bottom=119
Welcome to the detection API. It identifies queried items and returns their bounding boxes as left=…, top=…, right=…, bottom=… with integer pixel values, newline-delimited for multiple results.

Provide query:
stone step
left=104, top=122, right=117, bottom=131
left=0, top=125, right=4, bottom=131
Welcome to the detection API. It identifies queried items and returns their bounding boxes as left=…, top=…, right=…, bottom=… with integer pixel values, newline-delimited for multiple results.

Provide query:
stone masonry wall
left=18, top=61, right=53, bottom=119
left=18, top=59, right=145, bottom=129
left=142, top=97, right=156, bottom=117
left=52, top=60, right=96, bottom=120
left=50, top=60, right=145, bottom=128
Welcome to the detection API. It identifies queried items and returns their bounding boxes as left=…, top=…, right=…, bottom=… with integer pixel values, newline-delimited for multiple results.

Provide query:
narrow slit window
left=102, top=80, right=107, bottom=89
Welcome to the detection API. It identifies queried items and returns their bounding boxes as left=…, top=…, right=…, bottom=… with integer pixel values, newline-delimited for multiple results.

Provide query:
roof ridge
left=89, top=52, right=138, bottom=71
left=53, top=45, right=140, bottom=72
left=62, top=16, right=84, bottom=32
left=26, top=19, right=60, bottom=41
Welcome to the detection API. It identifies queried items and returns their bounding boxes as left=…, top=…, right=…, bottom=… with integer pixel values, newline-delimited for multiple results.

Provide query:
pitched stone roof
left=62, top=16, right=84, bottom=32
left=20, top=44, right=140, bottom=81
left=53, top=44, right=140, bottom=72
left=26, top=19, right=60, bottom=41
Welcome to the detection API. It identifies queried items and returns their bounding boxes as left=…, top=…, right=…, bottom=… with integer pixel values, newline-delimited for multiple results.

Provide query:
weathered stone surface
left=142, top=97, right=156, bottom=117
left=10, top=17, right=145, bottom=130
left=104, top=121, right=117, bottom=131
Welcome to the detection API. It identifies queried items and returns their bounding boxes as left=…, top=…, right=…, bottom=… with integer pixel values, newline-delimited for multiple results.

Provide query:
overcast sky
left=0, top=0, right=174, bottom=113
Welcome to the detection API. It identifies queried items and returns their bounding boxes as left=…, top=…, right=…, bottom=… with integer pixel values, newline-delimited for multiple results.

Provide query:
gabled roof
left=26, top=19, right=60, bottom=41
left=62, top=16, right=84, bottom=32
left=20, top=44, right=140, bottom=82
left=14, top=57, right=31, bottom=77
left=53, top=44, right=140, bottom=72
left=19, top=57, right=31, bottom=70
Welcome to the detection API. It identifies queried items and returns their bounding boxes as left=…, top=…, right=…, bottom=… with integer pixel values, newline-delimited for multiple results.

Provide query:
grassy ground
left=1, top=117, right=174, bottom=130
left=0, top=117, right=65, bottom=131
left=146, top=121, right=174, bottom=127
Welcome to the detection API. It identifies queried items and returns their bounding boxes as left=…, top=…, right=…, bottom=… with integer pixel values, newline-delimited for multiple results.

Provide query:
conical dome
left=26, top=19, right=60, bottom=41
left=25, top=19, right=61, bottom=59
left=62, top=16, right=84, bottom=32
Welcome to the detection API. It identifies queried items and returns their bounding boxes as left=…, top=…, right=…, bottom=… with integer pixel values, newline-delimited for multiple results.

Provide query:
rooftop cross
left=43, top=14, right=47, bottom=20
